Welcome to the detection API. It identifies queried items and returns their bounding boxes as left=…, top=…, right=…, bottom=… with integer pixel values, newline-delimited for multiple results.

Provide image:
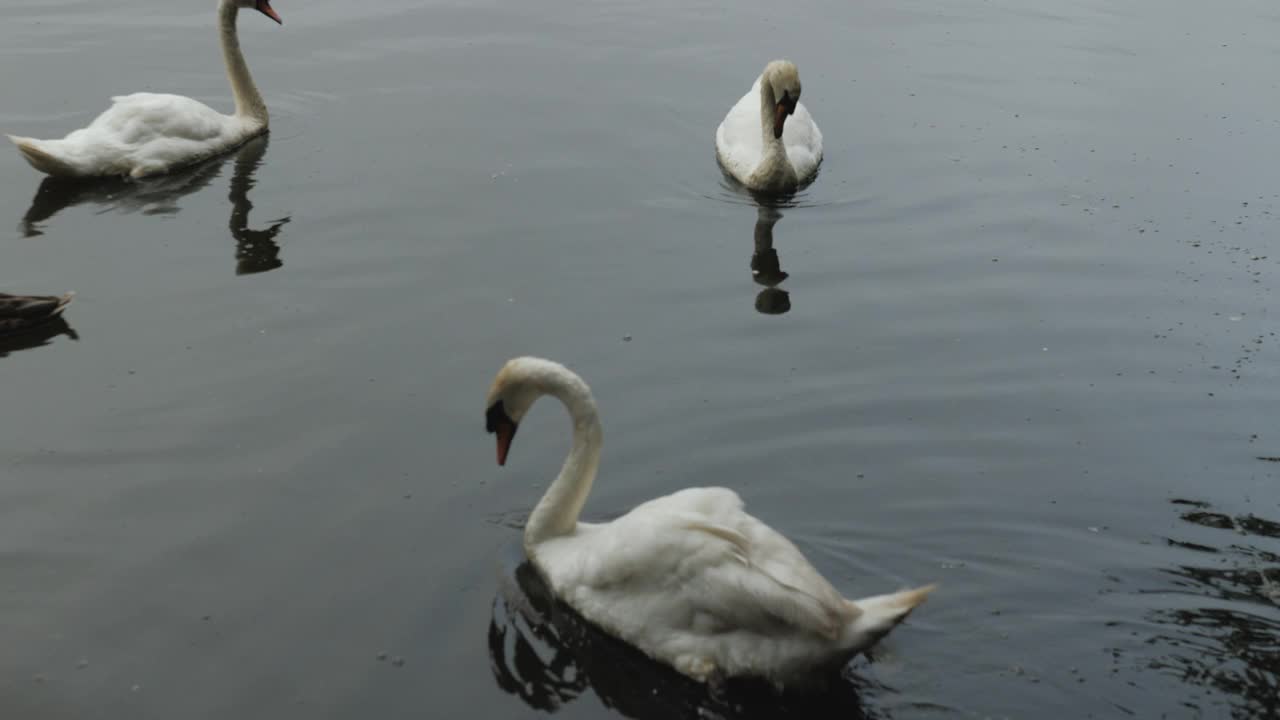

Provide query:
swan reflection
left=0, top=318, right=77, bottom=358
left=1141, top=499, right=1280, bottom=717
left=21, top=159, right=222, bottom=236
left=488, top=554, right=872, bottom=720
left=20, top=136, right=289, bottom=276
left=750, top=205, right=791, bottom=315
left=226, top=136, right=289, bottom=274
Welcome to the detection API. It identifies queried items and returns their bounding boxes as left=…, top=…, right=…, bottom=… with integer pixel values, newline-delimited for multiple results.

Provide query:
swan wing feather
left=715, top=81, right=765, bottom=181
left=542, top=487, right=853, bottom=641
left=783, top=101, right=823, bottom=180
left=683, top=518, right=850, bottom=639
left=99, top=93, right=231, bottom=143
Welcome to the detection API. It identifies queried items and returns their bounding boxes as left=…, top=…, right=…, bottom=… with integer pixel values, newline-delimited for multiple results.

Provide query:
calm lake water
left=2, top=0, right=1278, bottom=718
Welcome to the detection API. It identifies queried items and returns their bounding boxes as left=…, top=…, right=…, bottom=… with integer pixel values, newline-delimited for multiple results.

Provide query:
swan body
left=716, top=60, right=823, bottom=194
left=0, top=292, right=75, bottom=336
left=484, top=357, right=932, bottom=687
left=7, top=0, right=281, bottom=179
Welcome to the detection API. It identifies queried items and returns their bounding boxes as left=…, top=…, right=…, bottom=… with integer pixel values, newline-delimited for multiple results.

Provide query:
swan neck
left=220, top=0, right=268, bottom=124
left=524, top=375, right=602, bottom=550
left=751, top=73, right=792, bottom=190
left=757, top=75, right=785, bottom=158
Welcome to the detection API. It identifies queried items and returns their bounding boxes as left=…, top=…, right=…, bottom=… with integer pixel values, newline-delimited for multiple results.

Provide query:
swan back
left=531, top=485, right=931, bottom=684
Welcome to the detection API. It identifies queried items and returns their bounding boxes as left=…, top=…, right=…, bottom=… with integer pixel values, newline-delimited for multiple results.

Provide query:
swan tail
left=8, top=136, right=81, bottom=177
left=845, top=583, right=936, bottom=645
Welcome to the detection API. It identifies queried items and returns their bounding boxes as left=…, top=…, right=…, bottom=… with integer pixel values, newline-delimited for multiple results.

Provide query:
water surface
left=1, top=0, right=1278, bottom=718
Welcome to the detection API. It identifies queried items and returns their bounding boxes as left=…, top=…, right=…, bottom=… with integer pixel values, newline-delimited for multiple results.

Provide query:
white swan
left=715, top=60, right=823, bottom=194
left=7, top=0, right=282, bottom=179
left=484, top=357, right=933, bottom=687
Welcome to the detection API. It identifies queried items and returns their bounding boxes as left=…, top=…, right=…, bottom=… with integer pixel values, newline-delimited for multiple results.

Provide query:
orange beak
left=773, top=101, right=789, bottom=139
left=487, top=400, right=519, bottom=467
left=256, top=0, right=283, bottom=24
left=496, top=420, right=516, bottom=466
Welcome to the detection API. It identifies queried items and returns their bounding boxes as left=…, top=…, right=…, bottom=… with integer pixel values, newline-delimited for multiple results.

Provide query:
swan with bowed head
left=484, top=357, right=933, bottom=687
left=716, top=60, right=824, bottom=194
left=8, top=0, right=282, bottom=179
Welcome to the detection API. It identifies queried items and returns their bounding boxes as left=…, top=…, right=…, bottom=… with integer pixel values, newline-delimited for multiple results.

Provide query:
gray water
left=2, top=0, right=1278, bottom=717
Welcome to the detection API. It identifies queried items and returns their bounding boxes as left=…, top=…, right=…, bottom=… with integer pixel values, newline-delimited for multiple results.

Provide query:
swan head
left=763, top=60, right=802, bottom=139
left=485, top=357, right=581, bottom=466
left=235, top=0, right=283, bottom=24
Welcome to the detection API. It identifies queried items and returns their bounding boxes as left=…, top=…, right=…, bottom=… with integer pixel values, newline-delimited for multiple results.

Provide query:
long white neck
left=523, top=369, right=603, bottom=551
left=219, top=0, right=268, bottom=124
left=753, top=74, right=794, bottom=187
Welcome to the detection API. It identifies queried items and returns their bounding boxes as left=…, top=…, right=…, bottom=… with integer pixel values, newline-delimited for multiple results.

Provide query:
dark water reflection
left=489, top=553, right=873, bottom=720
left=19, top=136, right=289, bottom=276
left=0, top=293, right=77, bottom=357
left=226, top=137, right=289, bottom=275
left=3, top=0, right=1280, bottom=717
left=0, top=316, right=77, bottom=358
left=21, top=164, right=222, bottom=237
left=1139, top=500, right=1280, bottom=719
left=749, top=206, right=790, bottom=315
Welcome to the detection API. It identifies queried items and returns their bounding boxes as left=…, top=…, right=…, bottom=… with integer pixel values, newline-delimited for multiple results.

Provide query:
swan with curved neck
left=715, top=60, right=824, bottom=194
left=7, top=0, right=282, bottom=179
left=485, top=357, right=933, bottom=686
